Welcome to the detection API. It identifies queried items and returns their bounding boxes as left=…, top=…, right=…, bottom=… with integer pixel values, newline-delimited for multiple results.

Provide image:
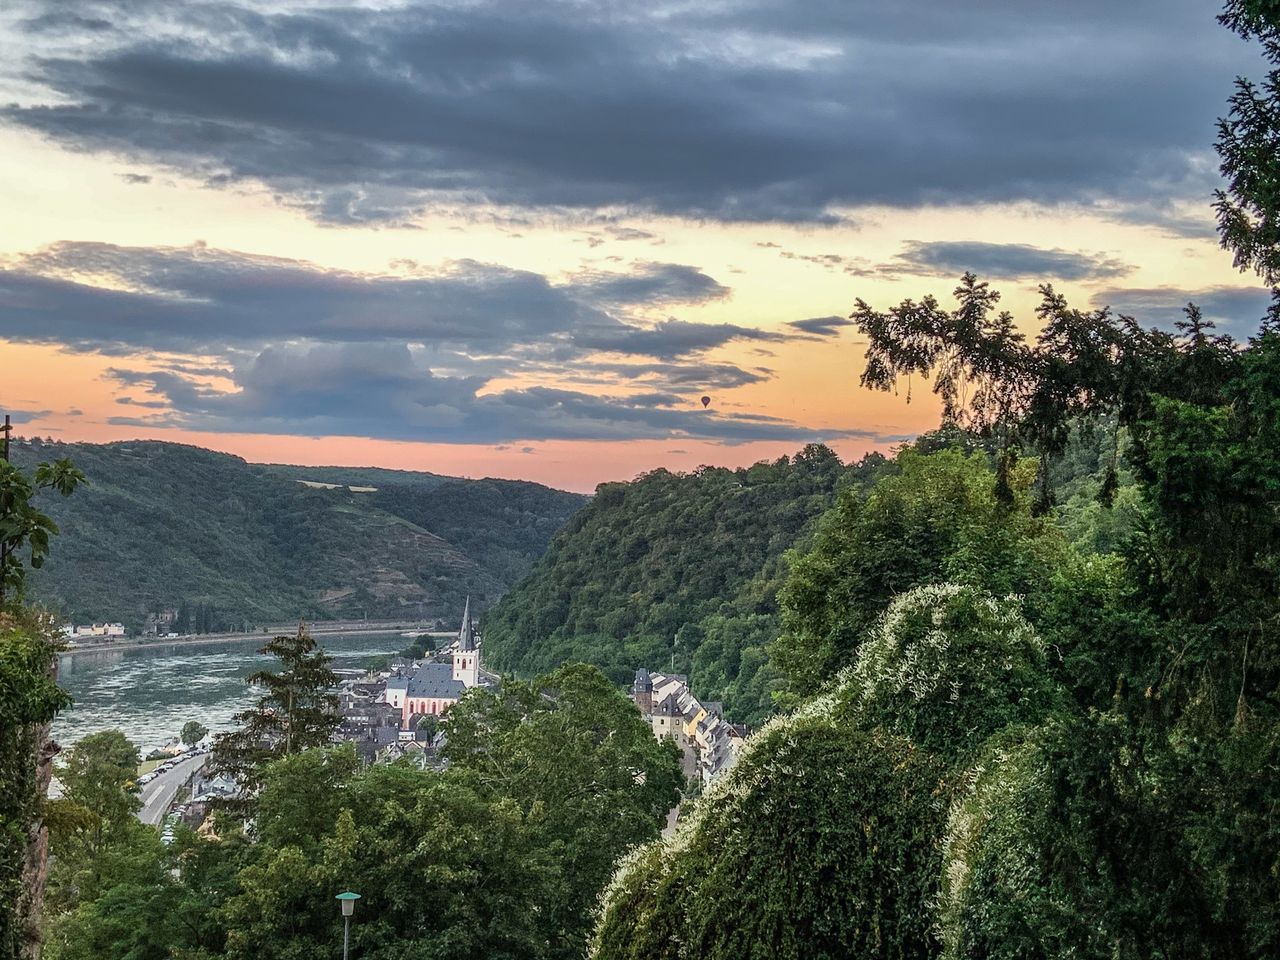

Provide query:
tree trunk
left=16, top=722, right=58, bottom=960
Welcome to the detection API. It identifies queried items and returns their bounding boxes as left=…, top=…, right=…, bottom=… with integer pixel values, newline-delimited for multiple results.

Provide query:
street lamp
left=335, top=891, right=361, bottom=960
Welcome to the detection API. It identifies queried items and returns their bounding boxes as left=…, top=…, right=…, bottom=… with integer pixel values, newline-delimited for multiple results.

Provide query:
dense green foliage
left=443, top=664, right=683, bottom=958
left=937, top=715, right=1244, bottom=960
left=843, top=585, right=1061, bottom=759
left=42, top=664, right=680, bottom=960
left=12, top=438, right=584, bottom=629
left=0, top=445, right=81, bottom=960
left=1215, top=0, right=1280, bottom=285
left=0, top=455, right=84, bottom=606
left=595, top=717, right=944, bottom=960
left=0, top=611, right=69, bottom=960
left=775, top=449, right=1066, bottom=700
left=44, top=732, right=141, bottom=916
left=594, top=579, right=1057, bottom=960
left=483, top=445, right=885, bottom=724
left=180, top=721, right=208, bottom=747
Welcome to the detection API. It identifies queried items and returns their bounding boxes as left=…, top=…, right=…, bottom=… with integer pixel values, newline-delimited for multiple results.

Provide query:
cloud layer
left=0, top=241, right=743, bottom=355
left=0, top=240, right=878, bottom=444
left=3, top=0, right=1246, bottom=226
left=103, top=342, right=871, bottom=445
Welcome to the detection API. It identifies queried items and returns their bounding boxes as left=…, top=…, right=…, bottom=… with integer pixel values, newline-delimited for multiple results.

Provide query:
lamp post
left=335, top=891, right=361, bottom=960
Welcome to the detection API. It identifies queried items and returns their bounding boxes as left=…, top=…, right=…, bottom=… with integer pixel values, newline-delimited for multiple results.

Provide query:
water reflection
left=53, top=633, right=401, bottom=752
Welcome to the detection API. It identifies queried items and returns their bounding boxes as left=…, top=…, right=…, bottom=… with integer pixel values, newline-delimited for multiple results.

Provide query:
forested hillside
left=12, top=439, right=585, bottom=629
left=482, top=444, right=893, bottom=724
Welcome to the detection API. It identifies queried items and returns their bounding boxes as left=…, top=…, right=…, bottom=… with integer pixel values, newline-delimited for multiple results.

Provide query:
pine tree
left=1215, top=1, right=1280, bottom=286
left=210, top=624, right=339, bottom=800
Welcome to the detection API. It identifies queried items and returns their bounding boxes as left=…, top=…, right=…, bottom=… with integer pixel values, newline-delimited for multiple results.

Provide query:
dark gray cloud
left=1, top=0, right=1249, bottom=225
left=1091, top=285, right=1277, bottom=338
left=568, top=262, right=729, bottom=308
left=104, top=341, right=881, bottom=445
left=763, top=240, right=1133, bottom=281
left=889, top=241, right=1135, bottom=281
left=580, top=361, right=771, bottom=390
left=788, top=315, right=853, bottom=337
left=574, top=319, right=786, bottom=361
left=0, top=407, right=52, bottom=424
left=0, top=241, right=744, bottom=357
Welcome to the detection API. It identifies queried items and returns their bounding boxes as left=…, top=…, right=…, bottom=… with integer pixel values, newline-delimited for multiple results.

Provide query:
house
left=632, top=668, right=744, bottom=786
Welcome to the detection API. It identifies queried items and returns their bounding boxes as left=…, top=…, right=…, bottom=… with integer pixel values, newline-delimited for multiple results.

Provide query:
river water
left=53, top=632, right=404, bottom=752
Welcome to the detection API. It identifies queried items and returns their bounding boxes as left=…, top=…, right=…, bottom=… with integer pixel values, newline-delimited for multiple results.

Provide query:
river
left=53, top=632, right=406, bottom=752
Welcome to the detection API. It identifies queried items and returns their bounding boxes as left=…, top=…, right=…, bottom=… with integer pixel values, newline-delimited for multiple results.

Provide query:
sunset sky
left=0, top=0, right=1273, bottom=492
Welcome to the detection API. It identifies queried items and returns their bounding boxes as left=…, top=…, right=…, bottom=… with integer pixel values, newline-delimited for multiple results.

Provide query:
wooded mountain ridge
left=13, top=438, right=587, bottom=630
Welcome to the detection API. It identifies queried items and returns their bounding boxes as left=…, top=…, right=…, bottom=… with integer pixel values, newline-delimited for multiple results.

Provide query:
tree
left=210, top=624, right=338, bottom=799
left=594, top=706, right=945, bottom=960
left=0, top=451, right=84, bottom=605
left=845, top=584, right=1062, bottom=760
left=0, top=436, right=81, bottom=960
left=180, top=721, right=208, bottom=747
left=42, top=822, right=244, bottom=960
left=1215, top=1, right=1280, bottom=286
left=444, top=664, right=683, bottom=959
left=774, top=448, right=1067, bottom=699
left=0, top=611, right=71, bottom=960
left=221, top=757, right=558, bottom=960
left=46, top=731, right=141, bottom=908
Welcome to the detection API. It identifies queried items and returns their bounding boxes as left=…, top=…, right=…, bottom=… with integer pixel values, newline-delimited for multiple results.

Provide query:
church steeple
left=453, top=597, right=481, bottom=686
left=458, top=596, right=477, bottom=652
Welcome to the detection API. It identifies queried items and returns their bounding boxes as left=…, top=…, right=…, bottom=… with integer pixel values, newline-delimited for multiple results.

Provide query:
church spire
left=458, top=596, right=477, bottom=652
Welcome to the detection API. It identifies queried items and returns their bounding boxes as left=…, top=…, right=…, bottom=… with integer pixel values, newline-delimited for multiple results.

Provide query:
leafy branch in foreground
left=0, top=455, right=85, bottom=605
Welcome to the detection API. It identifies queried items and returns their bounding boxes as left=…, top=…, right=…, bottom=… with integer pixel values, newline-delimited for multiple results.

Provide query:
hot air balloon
left=700, top=396, right=711, bottom=408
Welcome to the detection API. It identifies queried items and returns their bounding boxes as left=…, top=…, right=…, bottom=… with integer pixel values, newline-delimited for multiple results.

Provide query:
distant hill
left=481, top=445, right=890, bottom=725
left=13, top=439, right=586, bottom=630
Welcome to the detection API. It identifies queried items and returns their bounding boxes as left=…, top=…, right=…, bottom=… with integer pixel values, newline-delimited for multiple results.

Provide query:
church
left=384, top=599, right=486, bottom=729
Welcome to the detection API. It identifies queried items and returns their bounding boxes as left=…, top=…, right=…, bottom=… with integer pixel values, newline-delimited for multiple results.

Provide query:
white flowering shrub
left=843, top=583, right=1062, bottom=758
left=592, top=699, right=946, bottom=960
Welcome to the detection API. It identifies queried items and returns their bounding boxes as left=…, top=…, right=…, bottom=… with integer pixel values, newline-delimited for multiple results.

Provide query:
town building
left=632, top=668, right=746, bottom=786
left=62, top=622, right=127, bottom=640
left=333, top=599, right=497, bottom=765
left=383, top=598, right=490, bottom=728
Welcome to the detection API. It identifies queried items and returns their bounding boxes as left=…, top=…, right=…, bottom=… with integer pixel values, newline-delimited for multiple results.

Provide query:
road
left=138, top=753, right=208, bottom=825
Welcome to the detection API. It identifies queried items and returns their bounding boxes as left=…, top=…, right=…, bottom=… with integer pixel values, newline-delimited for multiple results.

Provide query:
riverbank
left=53, top=629, right=412, bottom=752
left=58, top=622, right=453, bottom=657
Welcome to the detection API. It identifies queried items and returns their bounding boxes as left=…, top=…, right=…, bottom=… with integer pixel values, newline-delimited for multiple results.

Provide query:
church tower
left=633, top=667, right=653, bottom=714
left=452, top=596, right=481, bottom=687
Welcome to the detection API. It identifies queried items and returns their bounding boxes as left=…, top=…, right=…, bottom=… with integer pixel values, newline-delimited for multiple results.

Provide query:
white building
left=64, top=622, right=126, bottom=639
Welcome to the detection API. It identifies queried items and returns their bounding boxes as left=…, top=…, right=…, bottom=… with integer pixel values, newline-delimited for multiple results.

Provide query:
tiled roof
left=405, top=662, right=467, bottom=700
